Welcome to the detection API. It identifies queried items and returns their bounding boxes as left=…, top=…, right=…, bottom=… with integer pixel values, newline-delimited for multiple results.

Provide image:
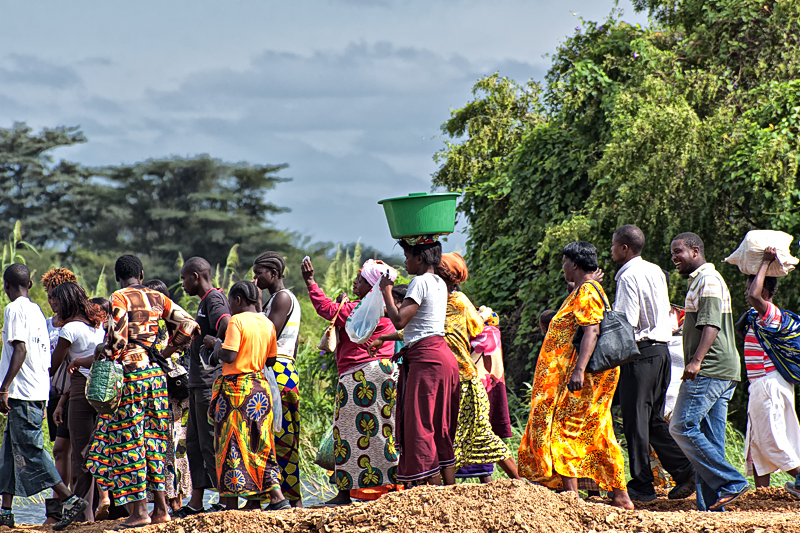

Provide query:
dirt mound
left=5, top=481, right=800, bottom=533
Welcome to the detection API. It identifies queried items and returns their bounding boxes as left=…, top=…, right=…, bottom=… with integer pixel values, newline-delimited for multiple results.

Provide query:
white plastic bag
left=345, top=282, right=384, bottom=344
left=263, top=366, right=284, bottom=433
left=724, top=230, right=799, bottom=277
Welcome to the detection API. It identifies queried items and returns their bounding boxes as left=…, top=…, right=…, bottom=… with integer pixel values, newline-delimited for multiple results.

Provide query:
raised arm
left=745, top=246, right=777, bottom=318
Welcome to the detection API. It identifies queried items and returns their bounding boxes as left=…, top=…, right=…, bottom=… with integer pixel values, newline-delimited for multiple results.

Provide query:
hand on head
left=379, top=272, right=394, bottom=292
left=763, top=246, right=778, bottom=264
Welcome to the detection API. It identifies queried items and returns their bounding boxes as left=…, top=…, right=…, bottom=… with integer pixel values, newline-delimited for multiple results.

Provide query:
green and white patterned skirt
left=332, top=359, right=399, bottom=491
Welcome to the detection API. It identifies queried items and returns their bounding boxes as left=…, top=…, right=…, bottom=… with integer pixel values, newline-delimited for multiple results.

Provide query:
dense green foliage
left=433, top=0, right=800, bottom=429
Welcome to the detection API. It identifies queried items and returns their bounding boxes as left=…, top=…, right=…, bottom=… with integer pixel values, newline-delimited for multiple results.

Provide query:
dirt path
left=5, top=481, right=800, bottom=533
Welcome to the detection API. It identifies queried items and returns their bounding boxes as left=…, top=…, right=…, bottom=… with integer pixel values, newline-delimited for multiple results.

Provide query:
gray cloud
left=0, top=54, right=83, bottom=88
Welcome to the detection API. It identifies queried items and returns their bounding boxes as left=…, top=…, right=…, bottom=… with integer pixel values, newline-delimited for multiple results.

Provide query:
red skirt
left=394, top=335, right=460, bottom=483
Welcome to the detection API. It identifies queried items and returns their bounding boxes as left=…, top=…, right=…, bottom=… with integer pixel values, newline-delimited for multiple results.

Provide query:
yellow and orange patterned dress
left=517, top=281, right=627, bottom=491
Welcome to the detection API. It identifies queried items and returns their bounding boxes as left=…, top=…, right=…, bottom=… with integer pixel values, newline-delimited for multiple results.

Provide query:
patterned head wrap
left=439, top=252, right=468, bottom=284
left=359, top=259, right=398, bottom=287
left=400, top=234, right=446, bottom=246
left=478, top=306, right=500, bottom=327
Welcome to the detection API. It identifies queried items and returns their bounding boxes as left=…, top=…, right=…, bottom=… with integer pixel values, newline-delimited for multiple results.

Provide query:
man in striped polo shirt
left=668, top=233, right=749, bottom=512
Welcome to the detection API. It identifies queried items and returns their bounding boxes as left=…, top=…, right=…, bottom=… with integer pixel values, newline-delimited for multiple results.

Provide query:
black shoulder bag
left=129, top=339, right=190, bottom=400
left=572, top=281, right=641, bottom=373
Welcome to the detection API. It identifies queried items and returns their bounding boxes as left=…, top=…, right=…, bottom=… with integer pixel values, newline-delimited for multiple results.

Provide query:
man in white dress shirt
left=611, top=225, right=694, bottom=502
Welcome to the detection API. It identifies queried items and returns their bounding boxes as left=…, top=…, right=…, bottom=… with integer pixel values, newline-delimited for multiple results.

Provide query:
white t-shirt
left=403, top=273, right=447, bottom=345
left=1, top=297, right=51, bottom=401
left=60, top=321, right=106, bottom=379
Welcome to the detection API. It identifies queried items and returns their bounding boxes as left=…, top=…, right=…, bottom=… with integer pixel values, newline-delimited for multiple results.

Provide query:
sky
left=0, top=0, right=648, bottom=255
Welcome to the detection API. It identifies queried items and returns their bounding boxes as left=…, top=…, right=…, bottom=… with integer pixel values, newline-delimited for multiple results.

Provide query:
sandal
left=708, top=487, right=749, bottom=511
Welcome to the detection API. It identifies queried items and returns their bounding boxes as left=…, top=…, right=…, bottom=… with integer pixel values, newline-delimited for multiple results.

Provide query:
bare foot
left=610, top=489, right=635, bottom=511
left=150, top=509, right=171, bottom=524
left=123, top=518, right=152, bottom=528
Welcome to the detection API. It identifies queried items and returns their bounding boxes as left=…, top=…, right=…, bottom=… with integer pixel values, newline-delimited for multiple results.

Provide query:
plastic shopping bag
left=724, top=230, right=799, bottom=277
left=85, top=359, right=124, bottom=415
left=314, top=426, right=336, bottom=471
left=263, top=366, right=284, bottom=433
left=345, top=282, right=384, bottom=344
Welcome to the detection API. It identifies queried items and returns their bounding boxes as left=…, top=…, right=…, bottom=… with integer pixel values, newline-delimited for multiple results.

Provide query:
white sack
left=724, top=230, right=798, bottom=277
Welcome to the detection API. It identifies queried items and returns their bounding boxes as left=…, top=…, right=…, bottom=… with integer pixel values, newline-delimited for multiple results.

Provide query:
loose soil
left=5, top=481, right=800, bottom=533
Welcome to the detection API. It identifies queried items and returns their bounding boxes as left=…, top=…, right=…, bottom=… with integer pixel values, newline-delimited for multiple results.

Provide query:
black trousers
left=68, top=373, right=97, bottom=522
left=186, top=387, right=217, bottom=490
left=619, top=343, right=693, bottom=495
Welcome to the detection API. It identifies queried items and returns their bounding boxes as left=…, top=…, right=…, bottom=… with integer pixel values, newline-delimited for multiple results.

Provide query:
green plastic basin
left=378, top=192, right=460, bottom=238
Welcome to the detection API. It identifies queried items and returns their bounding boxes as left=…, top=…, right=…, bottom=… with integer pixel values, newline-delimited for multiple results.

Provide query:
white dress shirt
left=613, top=256, right=672, bottom=343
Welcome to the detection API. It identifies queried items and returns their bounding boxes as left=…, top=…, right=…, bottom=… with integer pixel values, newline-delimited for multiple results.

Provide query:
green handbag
left=85, top=359, right=124, bottom=415
left=314, top=426, right=336, bottom=471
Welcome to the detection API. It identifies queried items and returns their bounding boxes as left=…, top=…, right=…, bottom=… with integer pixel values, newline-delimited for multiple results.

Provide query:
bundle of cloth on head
left=440, top=252, right=468, bottom=284
left=359, top=259, right=398, bottom=287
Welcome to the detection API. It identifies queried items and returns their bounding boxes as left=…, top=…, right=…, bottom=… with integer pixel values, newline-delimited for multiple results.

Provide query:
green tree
left=79, top=156, right=293, bottom=281
left=0, top=123, right=93, bottom=248
left=433, top=1, right=800, bottom=430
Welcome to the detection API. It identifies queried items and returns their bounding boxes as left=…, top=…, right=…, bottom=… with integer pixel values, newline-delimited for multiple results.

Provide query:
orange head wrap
left=439, top=252, right=468, bottom=284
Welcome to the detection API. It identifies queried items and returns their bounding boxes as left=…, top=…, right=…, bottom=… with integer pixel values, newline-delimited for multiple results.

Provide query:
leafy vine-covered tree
left=433, top=0, right=800, bottom=428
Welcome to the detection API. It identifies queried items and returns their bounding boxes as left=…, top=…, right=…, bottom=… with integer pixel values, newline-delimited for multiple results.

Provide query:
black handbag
left=572, top=281, right=640, bottom=373
left=129, top=339, right=190, bottom=401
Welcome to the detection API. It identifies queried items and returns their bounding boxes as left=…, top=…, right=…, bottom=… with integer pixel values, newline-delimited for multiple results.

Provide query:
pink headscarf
left=359, top=259, right=398, bottom=287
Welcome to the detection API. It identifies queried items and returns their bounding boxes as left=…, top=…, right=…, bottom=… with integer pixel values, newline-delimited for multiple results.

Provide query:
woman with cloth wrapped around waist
left=207, top=281, right=290, bottom=511
left=301, top=257, right=400, bottom=505
left=378, top=239, right=460, bottom=487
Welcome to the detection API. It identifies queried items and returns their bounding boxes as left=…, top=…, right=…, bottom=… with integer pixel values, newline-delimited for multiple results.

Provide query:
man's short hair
left=3, top=263, right=30, bottom=287
left=182, top=256, right=212, bottom=278
left=114, top=254, right=144, bottom=281
left=673, top=232, right=705, bottom=256
left=613, top=225, right=645, bottom=255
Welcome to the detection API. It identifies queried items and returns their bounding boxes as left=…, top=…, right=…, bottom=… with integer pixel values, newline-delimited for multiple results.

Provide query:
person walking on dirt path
left=209, top=281, right=290, bottom=511
left=379, top=239, right=460, bottom=487
left=173, top=257, right=231, bottom=518
left=611, top=225, right=695, bottom=502
left=668, top=233, right=749, bottom=512
left=0, top=264, right=89, bottom=531
left=517, top=242, right=633, bottom=510
left=85, top=255, right=198, bottom=529
left=253, top=252, right=303, bottom=507
left=740, top=247, right=800, bottom=491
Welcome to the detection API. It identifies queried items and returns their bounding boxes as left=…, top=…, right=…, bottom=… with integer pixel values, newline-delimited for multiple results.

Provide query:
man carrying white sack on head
left=740, top=246, right=800, bottom=496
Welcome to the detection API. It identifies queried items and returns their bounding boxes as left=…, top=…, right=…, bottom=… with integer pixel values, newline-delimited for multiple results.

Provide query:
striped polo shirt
left=682, top=263, right=741, bottom=381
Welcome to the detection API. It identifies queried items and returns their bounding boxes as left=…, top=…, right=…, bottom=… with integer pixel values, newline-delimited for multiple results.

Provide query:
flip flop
left=708, top=487, right=749, bottom=511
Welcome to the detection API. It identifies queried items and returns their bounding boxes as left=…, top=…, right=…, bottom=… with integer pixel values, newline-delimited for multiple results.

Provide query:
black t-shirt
left=188, top=289, right=231, bottom=388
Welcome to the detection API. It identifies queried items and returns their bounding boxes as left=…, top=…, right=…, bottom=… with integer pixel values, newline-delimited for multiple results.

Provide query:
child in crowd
left=0, top=264, right=88, bottom=530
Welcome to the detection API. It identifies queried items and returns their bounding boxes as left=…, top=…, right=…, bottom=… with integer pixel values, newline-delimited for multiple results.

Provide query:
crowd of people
left=0, top=225, right=799, bottom=529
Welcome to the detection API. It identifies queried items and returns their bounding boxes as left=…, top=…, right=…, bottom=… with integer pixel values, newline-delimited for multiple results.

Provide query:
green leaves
left=433, top=1, right=800, bottom=394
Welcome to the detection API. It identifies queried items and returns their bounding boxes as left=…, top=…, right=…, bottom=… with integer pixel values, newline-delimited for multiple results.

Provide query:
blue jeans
left=669, top=376, right=748, bottom=511
left=0, top=399, right=63, bottom=497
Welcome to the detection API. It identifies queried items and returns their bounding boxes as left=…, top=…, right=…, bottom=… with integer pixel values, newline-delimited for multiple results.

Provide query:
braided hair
left=41, top=268, right=77, bottom=291
left=253, top=252, right=286, bottom=279
left=52, top=282, right=107, bottom=328
left=229, top=280, right=260, bottom=307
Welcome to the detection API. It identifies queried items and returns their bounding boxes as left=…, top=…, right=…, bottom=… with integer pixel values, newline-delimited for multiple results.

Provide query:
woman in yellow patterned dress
left=518, top=242, right=633, bottom=510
